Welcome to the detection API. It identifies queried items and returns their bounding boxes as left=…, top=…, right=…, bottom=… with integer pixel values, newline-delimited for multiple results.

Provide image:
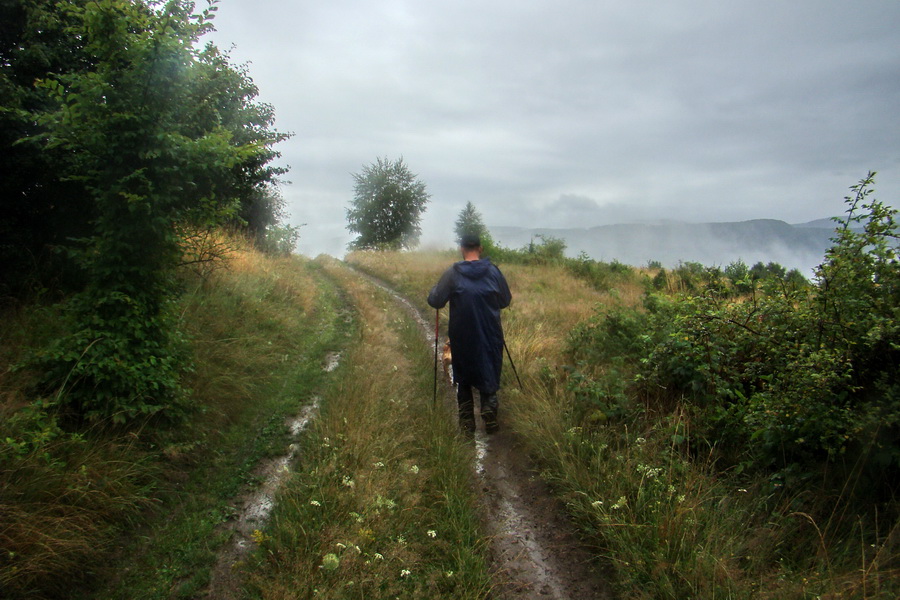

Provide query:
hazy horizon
left=206, top=0, right=900, bottom=259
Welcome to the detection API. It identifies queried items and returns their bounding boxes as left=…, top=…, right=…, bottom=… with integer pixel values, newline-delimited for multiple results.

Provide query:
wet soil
left=475, top=428, right=612, bottom=599
left=358, top=268, right=613, bottom=599
left=207, top=394, right=324, bottom=599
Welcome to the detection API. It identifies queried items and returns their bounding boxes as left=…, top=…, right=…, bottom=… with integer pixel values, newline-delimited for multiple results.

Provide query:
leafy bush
left=567, top=173, right=899, bottom=488
left=15, top=0, right=286, bottom=425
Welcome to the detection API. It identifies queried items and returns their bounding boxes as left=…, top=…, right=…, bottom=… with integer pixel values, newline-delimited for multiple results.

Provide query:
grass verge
left=83, top=249, right=353, bottom=599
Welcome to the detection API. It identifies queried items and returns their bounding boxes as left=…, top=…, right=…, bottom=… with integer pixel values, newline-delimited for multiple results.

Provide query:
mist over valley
left=490, top=218, right=850, bottom=275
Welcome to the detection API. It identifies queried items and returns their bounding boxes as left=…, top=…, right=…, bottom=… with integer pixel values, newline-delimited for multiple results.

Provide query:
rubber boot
left=457, top=385, right=476, bottom=433
left=481, top=392, right=499, bottom=433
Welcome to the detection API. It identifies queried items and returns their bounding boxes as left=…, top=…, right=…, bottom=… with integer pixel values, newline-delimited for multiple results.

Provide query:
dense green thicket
left=1, top=0, right=291, bottom=424
left=1, top=0, right=292, bottom=297
left=567, top=174, right=898, bottom=492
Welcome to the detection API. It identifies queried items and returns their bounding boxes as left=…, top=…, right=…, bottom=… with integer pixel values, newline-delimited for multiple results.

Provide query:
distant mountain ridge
left=490, top=218, right=844, bottom=274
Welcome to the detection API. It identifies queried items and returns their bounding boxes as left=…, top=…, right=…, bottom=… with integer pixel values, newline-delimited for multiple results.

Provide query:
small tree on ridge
left=454, top=201, right=493, bottom=245
left=346, top=157, right=430, bottom=250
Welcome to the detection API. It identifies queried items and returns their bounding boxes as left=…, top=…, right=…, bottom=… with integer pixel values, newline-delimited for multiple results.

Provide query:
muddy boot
left=457, top=385, right=476, bottom=433
left=481, top=392, right=499, bottom=433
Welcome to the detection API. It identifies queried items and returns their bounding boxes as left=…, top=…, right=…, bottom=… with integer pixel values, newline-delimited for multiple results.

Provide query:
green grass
left=7, top=245, right=894, bottom=599
left=244, top=257, right=493, bottom=599
left=1, top=242, right=354, bottom=599
left=81, top=252, right=354, bottom=599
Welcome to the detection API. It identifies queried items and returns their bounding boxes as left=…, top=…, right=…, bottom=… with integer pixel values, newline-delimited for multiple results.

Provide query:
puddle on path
left=208, top=354, right=340, bottom=599
left=324, top=351, right=342, bottom=373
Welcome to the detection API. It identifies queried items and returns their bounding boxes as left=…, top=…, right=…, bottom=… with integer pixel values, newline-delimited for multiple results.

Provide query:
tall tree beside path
left=346, top=156, right=430, bottom=250
left=11, top=0, right=290, bottom=423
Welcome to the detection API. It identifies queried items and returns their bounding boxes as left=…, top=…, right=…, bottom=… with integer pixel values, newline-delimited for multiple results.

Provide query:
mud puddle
left=208, top=355, right=339, bottom=598
left=352, top=267, right=612, bottom=599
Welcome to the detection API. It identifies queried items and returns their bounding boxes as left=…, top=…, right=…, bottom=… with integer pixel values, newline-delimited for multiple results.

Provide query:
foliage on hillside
left=562, top=174, right=898, bottom=597
left=568, top=174, right=898, bottom=484
left=1, top=0, right=291, bottom=425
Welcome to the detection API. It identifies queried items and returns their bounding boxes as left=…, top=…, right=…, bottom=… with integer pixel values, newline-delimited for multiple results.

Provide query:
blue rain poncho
left=427, top=258, right=512, bottom=394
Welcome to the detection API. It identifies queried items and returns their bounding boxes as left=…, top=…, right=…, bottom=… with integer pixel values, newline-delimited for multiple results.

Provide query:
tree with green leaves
left=346, top=157, right=430, bottom=250
left=16, top=0, right=289, bottom=423
left=0, top=0, right=96, bottom=294
left=0, top=0, right=291, bottom=296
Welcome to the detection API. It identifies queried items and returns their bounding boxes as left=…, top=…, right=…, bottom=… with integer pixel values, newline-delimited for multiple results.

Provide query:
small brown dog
left=441, top=339, right=454, bottom=383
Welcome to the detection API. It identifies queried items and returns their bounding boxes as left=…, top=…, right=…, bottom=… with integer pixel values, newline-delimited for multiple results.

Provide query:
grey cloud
left=208, top=0, right=899, bottom=257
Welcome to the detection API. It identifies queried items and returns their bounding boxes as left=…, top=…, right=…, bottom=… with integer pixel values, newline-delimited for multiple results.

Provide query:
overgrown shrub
left=567, top=173, right=899, bottom=489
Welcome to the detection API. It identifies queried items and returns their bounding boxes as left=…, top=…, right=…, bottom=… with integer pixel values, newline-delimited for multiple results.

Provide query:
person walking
left=428, top=234, right=512, bottom=433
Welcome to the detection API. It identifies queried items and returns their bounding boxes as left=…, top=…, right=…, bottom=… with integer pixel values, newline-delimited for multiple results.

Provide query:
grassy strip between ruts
left=244, top=257, right=493, bottom=599
left=71, top=245, right=353, bottom=599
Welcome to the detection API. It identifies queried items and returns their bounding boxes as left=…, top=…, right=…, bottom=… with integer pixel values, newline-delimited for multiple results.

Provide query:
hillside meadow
left=2, top=211, right=897, bottom=598
left=349, top=236, right=899, bottom=600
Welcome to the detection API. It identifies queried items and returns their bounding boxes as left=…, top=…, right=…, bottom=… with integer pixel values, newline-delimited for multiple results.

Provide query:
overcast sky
left=206, top=0, right=900, bottom=257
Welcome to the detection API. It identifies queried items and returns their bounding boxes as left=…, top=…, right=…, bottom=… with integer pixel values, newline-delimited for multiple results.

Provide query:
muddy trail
left=356, top=268, right=613, bottom=600
left=208, top=264, right=611, bottom=599
left=207, top=350, right=345, bottom=599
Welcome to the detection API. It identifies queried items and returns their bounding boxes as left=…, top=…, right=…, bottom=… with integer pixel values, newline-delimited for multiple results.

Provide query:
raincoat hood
left=453, top=259, right=492, bottom=280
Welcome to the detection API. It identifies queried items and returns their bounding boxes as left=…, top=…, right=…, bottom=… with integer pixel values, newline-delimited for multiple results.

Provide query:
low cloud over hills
left=491, top=219, right=846, bottom=274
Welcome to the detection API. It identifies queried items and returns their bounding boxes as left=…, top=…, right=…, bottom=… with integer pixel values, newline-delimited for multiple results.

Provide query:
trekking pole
left=503, top=339, right=523, bottom=389
left=433, top=309, right=440, bottom=406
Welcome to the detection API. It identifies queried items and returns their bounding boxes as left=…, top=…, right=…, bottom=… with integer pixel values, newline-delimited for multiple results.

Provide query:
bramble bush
left=567, top=173, right=899, bottom=488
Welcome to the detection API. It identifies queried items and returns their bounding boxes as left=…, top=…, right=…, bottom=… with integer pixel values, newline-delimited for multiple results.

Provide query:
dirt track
left=208, top=265, right=612, bottom=599
left=361, top=269, right=613, bottom=599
